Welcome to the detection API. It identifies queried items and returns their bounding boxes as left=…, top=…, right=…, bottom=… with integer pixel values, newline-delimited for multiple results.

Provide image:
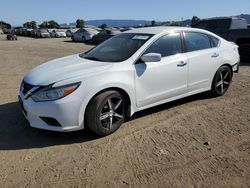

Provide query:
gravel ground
left=0, top=35, right=249, bottom=187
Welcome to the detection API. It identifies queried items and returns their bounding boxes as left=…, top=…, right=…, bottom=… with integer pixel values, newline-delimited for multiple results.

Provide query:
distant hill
left=87, top=19, right=152, bottom=27
left=70, top=19, right=153, bottom=27
left=66, top=14, right=250, bottom=28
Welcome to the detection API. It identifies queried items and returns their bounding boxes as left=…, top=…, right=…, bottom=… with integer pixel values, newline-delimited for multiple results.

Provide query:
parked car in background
left=66, top=29, right=78, bottom=37
left=0, top=29, right=3, bottom=34
left=19, top=27, right=239, bottom=136
left=31, top=29, right=39, bottom=37
left=26, top=29, right=33, bottom=37
left=92, top=28, right=121, bottom=44
left=192, top=17, right=250, bottom=61
left=3, top=28, right=11, bottom=34
left=47, top=28, right=56, bottom=36
left=71, top=28, right=99, bottom=42
left=6, top=30, right=17, bottom=40
left=51, top=29, right=66, bottom=38
left=36, top=29, right=51, bottom=38
left=121, top=27, right=135, bottom=32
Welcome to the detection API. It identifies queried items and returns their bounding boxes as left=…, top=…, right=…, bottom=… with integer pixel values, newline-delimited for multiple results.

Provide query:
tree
left=76, top=19, right=85, bottom=28
left=191, top=16, right=200, bottom=27
left=0, top=21, right=11, bottom=29
left=48, top=20, right=59, bottom=28
left=23, top=21, right=37, bottom=29
left=39, top=20, right=59, bottom=29
left=39, top=21, right=47, bottom=28
left=151, top=20, right=156, bottom=26
left=100, top=23, right=107, bottom=29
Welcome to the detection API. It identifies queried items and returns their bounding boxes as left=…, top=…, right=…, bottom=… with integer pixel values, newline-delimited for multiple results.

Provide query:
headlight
left=31, top=82, right=81, bottom=102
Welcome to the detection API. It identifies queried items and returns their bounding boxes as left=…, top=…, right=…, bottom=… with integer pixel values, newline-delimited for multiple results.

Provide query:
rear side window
left=144, top=33, right=182, bottom=57
left=185, top=32, right=211, bottom=52
left=210, top=36, right=219, bottom=47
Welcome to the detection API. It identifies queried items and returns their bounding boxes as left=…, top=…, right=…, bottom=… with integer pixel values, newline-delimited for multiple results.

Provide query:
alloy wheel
left=215, top=69, right=231, bottom=95
left=99, top=96, right=124, bottom=130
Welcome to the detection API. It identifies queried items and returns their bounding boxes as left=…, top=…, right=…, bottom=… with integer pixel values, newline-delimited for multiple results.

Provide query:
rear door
left=183, top=32, right=221, bottom=91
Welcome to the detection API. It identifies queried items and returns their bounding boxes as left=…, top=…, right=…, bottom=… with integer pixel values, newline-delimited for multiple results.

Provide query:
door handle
left=177, top=61, right=187, bottom=67
left=211, top=53, right=219, bottom=58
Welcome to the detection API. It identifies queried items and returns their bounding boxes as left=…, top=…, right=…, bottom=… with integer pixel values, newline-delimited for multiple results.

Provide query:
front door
left=134, top=33, right=188, bottom=108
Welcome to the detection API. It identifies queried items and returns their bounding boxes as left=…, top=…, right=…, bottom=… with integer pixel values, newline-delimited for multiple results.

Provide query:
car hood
left=24, top=54, right=113, bottom=86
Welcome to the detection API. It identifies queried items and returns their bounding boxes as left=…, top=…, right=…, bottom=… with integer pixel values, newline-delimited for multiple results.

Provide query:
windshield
left=81, top=33, right=153, bottom=62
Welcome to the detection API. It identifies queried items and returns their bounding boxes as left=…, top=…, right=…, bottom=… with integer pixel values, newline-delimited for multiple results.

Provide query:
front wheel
left=211, top=65, right=232, bottom=97
left=85, top=90, right=127, bottom=136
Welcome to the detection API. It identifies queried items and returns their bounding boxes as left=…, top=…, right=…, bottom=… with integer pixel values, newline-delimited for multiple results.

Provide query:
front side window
left=144, top=33, right=182, bottom=57
left=185, top=32, right=211, bottom=52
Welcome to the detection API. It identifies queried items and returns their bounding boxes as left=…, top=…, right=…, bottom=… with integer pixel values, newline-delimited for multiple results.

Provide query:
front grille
left=22, top=81, right=34, bottom=95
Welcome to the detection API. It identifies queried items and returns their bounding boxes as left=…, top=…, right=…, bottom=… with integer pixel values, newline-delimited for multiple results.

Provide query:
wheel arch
left=78, top=86, right=135, bottom=129
left=211, top=63, right=233, bottom=88
left=221, top=63, right=233, bottom=74
left=89, top=87, right=132, bottom=117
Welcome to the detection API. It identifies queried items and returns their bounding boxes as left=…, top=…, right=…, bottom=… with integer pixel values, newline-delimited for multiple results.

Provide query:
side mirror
left=141, top=53, right=162, bottom=63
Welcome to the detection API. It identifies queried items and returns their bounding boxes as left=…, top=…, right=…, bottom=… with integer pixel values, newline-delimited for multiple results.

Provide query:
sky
left=0, top=0, right=249, bottom=26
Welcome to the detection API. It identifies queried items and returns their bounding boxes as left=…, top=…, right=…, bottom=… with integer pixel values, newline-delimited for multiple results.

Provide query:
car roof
left=197, top=16, right=244, bottom=21
left=124, top=26, right=206, bottom=35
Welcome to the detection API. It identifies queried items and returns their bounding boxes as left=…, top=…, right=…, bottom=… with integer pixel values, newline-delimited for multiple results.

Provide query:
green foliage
left=39, top=20, right=60, bottom=29
left=23, top=21, right=37, bottom=29
left=0, top=21, right=11, bottom=29
left=76, top=19, right=85, bottom=28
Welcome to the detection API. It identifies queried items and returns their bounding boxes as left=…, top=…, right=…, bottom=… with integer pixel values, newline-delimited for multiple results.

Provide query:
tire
left=85, top=90, right=127, bottom=136
left=211, top=65, right=232, bottom=97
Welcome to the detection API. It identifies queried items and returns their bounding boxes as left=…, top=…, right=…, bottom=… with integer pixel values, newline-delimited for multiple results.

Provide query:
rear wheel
left=85, top=90, right=127, bottom=136
left=211, top=66, right=232, bottom=97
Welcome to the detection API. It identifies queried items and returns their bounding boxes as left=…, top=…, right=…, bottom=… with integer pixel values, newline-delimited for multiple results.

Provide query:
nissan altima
left=19, top=27, right=240, bottom=135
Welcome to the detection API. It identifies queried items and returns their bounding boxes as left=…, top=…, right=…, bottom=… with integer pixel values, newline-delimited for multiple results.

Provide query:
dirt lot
left=0, top=35, right=249, bottom=187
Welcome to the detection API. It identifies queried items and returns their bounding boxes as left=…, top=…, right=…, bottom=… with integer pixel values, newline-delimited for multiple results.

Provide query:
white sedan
left=19, top=27, right=240, bottom=135
left=71, top=28, right=99, bottom=42
left=51, top=29, right=66, bottom=38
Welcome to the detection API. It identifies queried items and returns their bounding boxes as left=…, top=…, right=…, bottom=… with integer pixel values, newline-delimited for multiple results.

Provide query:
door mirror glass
left=141, top=53, right=162, bottom=62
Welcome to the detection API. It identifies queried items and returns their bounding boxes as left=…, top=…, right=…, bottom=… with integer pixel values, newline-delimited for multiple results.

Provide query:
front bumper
left=18, top=91, right=85, bottom=132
